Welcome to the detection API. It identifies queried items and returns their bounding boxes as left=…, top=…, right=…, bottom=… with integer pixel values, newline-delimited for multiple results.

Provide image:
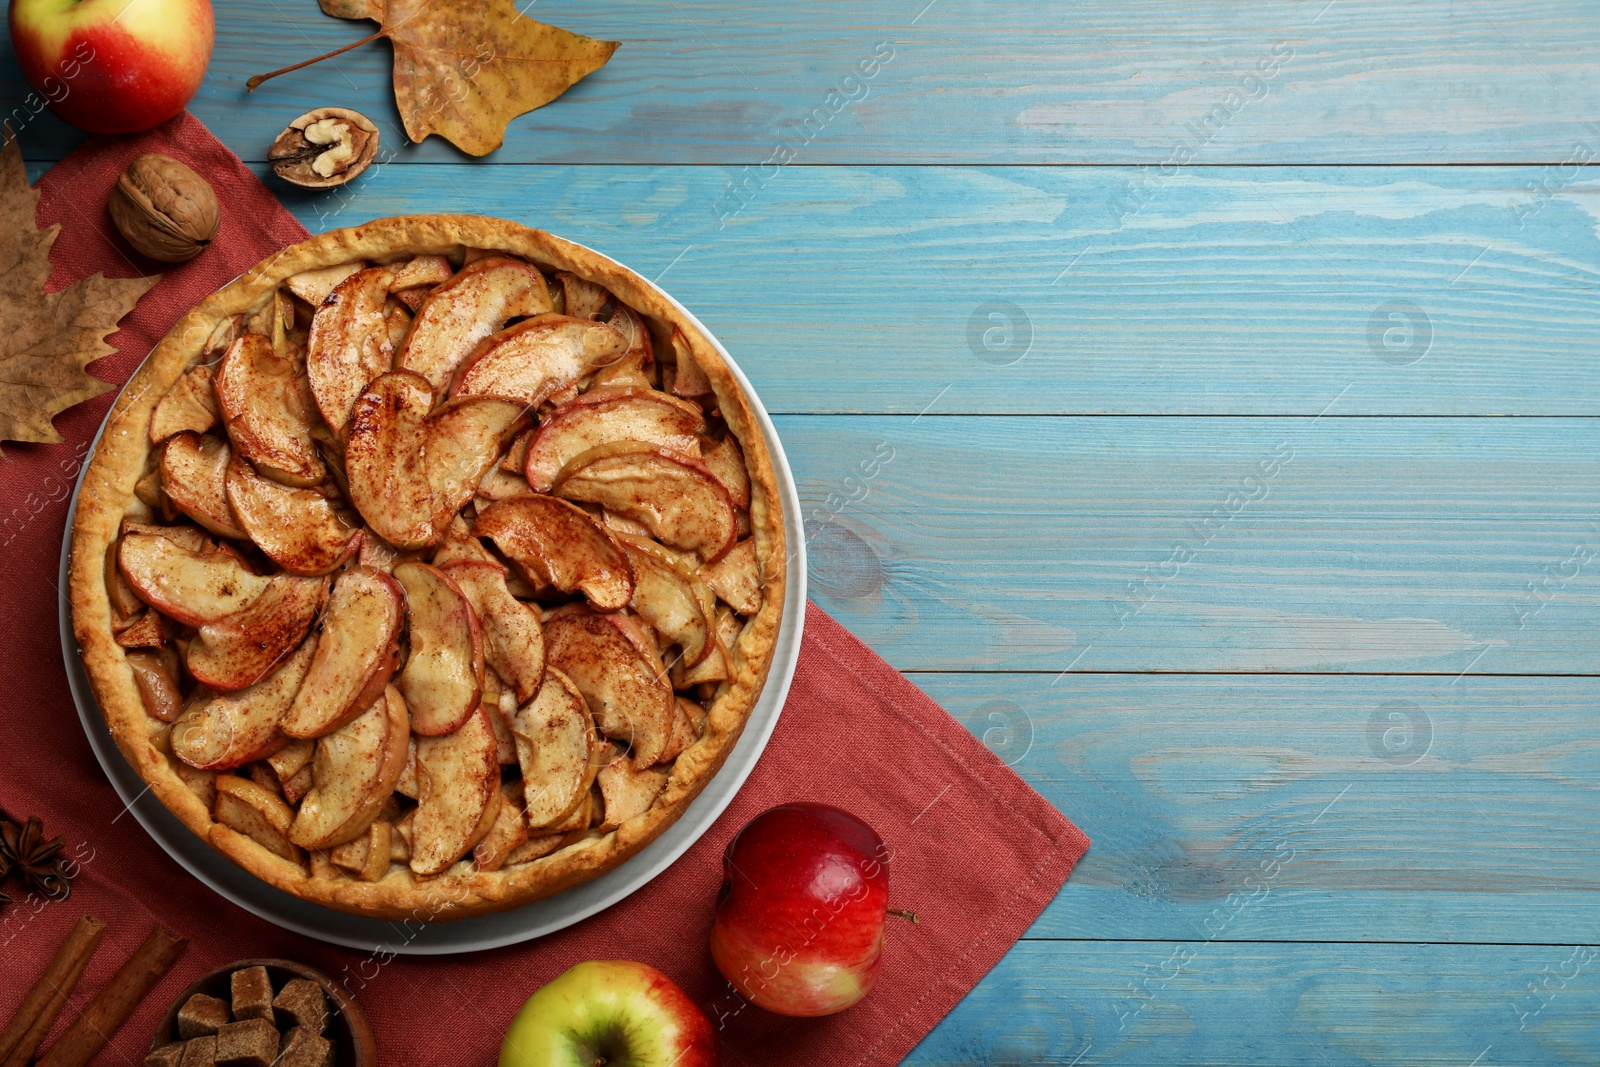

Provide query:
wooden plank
left=923, top=671, right=1600, bottom=946
left=184, top=164, right=1600, bottom=416
left=905, top=939, right=1600, bottom=1066
left=771, top=414, right=1600, bottom=674
left=7, top=1, right=1600, bottom=165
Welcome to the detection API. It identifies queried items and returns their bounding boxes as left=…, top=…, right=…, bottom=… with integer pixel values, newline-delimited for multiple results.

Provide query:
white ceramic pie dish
left=57, top=249, right=805, bottom=953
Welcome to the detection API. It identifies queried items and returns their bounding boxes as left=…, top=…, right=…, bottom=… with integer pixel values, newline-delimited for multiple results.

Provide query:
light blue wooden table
left=9, top=2, right=1600, bottom=1062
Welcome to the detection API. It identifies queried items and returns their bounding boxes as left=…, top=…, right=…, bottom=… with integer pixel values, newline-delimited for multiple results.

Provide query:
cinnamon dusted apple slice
left=596, top=748, right=668, bottom=827
left=411, top=705, right=502, bottom=876
left=213, top=333, right=326, bottom=487
left=289, top=685, right=411, bottom=850
left=472, top=782, right=531, bottom=872
left=225, top=455, right=361, bottom=576
left=474, top=495, right=634, bottom=611
left=159, top=432, right=247, bottom=539
left=267, top=736, right=314, bottom=783
left=512, top=667, right=603, bottom=830
left=617, top=538, right=713, bottom=667
left=397, top=256, right=552, bottom=394
left=552, top=442, right=738, bottom=563
left=285, top=261, right=364, bottom=307
left=345, top=370, right=435, bottom=549
left=149, top=365, right=218, bottom=443
left=658, top=697, right=705, bottom=765
left=524, top=387, right=705, bottom=492
left=451, top=314, right=627, bottom=408
left=439, top=559, right=546, bottom=703
left=393, top=561, right=484, bottom=736
left=118, top=533, right=272, bottom=625
left=555, top=271, right=611, bottom=320
left=186, top=572, right=328, bottom=691
left=667, top=327, right=714, bottom=399
left=172, top=634, right=318, bottom=770
left=544, top=608, right=674, bottom=768
left=431, top=515, right=496, bottom=569
left=330, top=818, right=393, bottom=881
left=588, top=305, right=655, bottom=392
left=125, top=649, right=182, bottom=722
left=214, top=775, right=304, bottom=863
left=387, top=253, right=453, bottom=295
left=476, top=467, right=534, bottom=504
left=424, top=396, right=527, bottom=530
left=699, top=538, right=763, bottom=616
left=280, top=567, right=404, bottom=738
left=700, top=433, right=751, bottom=510
left=307, top=266, right=396, bottom=435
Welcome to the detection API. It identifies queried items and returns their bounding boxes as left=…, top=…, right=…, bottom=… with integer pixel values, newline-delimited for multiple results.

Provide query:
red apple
left=710, top=803, right=894, bottom=1016
left=500, top=960, right=717, bottom=1067
left=9, top=0, right=214, bottom=135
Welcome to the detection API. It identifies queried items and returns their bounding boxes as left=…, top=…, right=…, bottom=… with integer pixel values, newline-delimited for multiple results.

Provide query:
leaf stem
left=246, top=31, right=386, bottom=92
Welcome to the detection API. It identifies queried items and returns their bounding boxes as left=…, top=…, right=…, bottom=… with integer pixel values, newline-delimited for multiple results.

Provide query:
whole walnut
left=107, top=154, right=220, bottom=263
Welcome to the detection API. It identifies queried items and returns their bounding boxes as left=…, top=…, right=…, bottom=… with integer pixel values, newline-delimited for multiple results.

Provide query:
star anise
left=0, top=811, right=72, bottom=900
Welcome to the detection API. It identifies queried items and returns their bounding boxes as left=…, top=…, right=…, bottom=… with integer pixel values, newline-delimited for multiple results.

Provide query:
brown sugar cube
left=145, top=1044, right=186, bottom=1067
left=277, top=1026, right=334, bottom=1067
left=230, top=965, right=275, bottom=1021
left=272, top=978, right=328, bottom=1034
left=178, top=1035, right=219, bottom=1067
left=177, top=993, right=231, bottom=1038
left=214, top=1018, right=280, bottom=1067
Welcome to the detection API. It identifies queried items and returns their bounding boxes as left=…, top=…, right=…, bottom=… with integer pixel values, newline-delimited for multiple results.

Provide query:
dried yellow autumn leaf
left=0, top=130, right=157, bottom=453
left=313, top=0, right=619, bottom=156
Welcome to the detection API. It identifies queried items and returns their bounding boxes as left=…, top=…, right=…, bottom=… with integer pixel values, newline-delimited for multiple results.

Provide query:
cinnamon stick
left=0, top=915, right=106, bottom=1067
left=34, top=924, right=187, bottom=1067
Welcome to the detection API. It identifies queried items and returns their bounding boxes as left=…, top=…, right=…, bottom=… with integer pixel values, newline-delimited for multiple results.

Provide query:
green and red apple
left=500, top=961, right=716, bottom=1067
left=9, top=0, right=214, bottom=134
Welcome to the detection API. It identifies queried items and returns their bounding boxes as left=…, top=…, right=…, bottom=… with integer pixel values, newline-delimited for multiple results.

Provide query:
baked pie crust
left=67, top=215, right=786, bottom=921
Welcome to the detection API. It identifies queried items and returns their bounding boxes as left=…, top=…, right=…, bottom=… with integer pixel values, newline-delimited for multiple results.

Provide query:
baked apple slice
left=118, top=533, right=272, bottom=625
left=411, top=705, right=502, bottom=876
left=474, top=495, right=634, bottom=611
left=595, top=750, right=668, bottom=827
left=700, top=433, right=751, bottom=510
left=345, top=370, right=435, bottom=549
left=472, top=784, right=531, bottom=872
left=424, top=396, right=527, bottom=531
left=618, top=539, right=713, bottom=666
left=285, top=261, right=364, bottom=307
left=171, top=634, right=318, bottom=770
left=214, top=775, right=303, bottom=863
left=543, top=609, right=674, bottom=768
left=512, top=667, right=602, bottom=830
left=439, top=559, right=546, bottom=703
left=186, top=573, right=328, bottom=691
left=280, top=567, right=404, bottom=738
left=330, top=818, right=393, bottom=881
left=289, top=685, right=410, bottom=850
left=397, top=256, right=552, bottom=393
left=213, top=333, right=326, bottom=487
left=551, top=442, right=737, bottom=563
left=306, top=266, right=396, bottom=436
left=698, top=538, right=763, bottom=616
left=225, top=455, right=361, bottom=576
left=149, top=365, right=218, bottom=444
left=451, top=314, right=627, bottom=407
left=388, top=253, right=453, bottom=294
left=159, top=432, right=248, bottom=539
left=523, top=387, right=705, bottom=492
left=393, top=561, right=484, bottom=736
left=555, top=270, right=610, bottom=320
left=588, top=305, right=654, bottom=391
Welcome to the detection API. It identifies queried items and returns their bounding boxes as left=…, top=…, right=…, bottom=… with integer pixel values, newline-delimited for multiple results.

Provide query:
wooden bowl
left=151, top=957, right=376, bottom=1065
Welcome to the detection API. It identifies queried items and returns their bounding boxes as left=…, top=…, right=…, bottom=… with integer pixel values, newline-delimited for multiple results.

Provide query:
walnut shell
left=269, top=108, right=380, bottom=190
left=108, top=154, right=220, bottom=264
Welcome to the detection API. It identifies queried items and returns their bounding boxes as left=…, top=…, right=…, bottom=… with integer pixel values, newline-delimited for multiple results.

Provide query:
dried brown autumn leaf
left=0, top=130, right=157, bottom=453
left=252, top=0, right=618, bottom=158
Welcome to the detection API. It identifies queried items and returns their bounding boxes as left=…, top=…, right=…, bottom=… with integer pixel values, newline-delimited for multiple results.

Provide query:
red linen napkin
left=0, top=113, right=1089, bottom=1066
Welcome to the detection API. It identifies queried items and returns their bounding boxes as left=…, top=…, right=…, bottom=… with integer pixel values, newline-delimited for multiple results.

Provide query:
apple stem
left=246, top=31, right=387, bottom=92
left=888, top=908, right=921, bottom=924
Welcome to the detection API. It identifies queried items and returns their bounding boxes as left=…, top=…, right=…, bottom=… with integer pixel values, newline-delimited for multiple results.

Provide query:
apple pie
left=68, top=216, right=786, bottom=921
